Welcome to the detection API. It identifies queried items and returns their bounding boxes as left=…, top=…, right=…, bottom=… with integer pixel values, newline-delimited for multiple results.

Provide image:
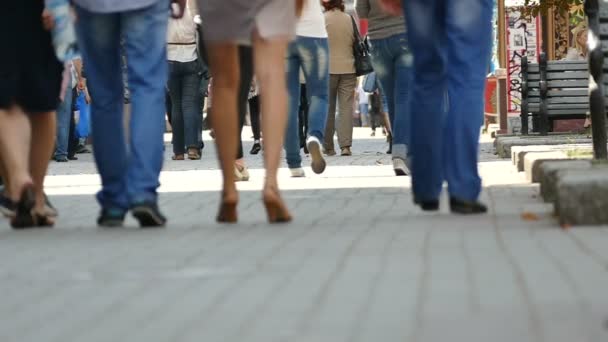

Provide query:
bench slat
left=528, top=80, right=589, bottom=88
left=529, top=89, right=588, bottom=97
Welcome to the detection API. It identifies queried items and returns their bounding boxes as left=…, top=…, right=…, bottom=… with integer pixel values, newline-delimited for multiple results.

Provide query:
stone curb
left=555, top=167, right=608, bottom=226
left=539, top=160, right=592, bottom=203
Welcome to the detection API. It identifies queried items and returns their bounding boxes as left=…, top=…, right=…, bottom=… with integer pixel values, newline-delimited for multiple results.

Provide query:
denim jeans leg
left=54, top=77, right=73, bottom=159
left=122, top=1, right=169, bottom=204
left=168, top=62, right=185, bottom=155
left=181, top=61, right=202, bottom=149
left=75, top=7, right=129, bottom=211
left=390, top=34, right=414, bottom=161
left=285, top=41, right=303, bottom=168
left=403, top=0, right=447, bottom=201
left=299, top=37, right=330, bottom=142
left=443, top=0, right=493, bottom=201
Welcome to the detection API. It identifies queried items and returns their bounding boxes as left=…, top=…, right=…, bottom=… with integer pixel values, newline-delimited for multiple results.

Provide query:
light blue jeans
left=54, top=77, right=73, bottom=159
left=368, top=33, right=413, bottom=161
left=403, top=0, right=493, bottom=201
left=74, top=0, right=169, bottom=211
left=285, top=36, right=330, bottom=168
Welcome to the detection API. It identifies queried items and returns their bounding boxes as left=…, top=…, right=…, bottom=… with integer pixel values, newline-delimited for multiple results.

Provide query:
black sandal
left=11, top=184, right=36, bottom=229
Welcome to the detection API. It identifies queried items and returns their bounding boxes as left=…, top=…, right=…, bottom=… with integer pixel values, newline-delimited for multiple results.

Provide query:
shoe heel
left=263, top=198, right=292, bottom=224
left=11, top=185, right=36, bottom=229
left=216, top=202, right=238, bottom=223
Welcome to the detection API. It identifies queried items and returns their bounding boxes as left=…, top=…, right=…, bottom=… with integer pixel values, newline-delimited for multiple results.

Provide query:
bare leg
left=0, top=106, right=33, bottom=202
left=253, top=33, right=291, bottom=222
left=207, top=43, right=240, bottom=222
left=29, top=111, right=56, bottom=214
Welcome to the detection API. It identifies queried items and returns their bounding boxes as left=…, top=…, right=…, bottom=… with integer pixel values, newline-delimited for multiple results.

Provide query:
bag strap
left=349, top=15, right=362, bottom=43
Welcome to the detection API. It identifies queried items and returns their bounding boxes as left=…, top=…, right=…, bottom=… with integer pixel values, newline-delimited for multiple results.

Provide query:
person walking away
left=284, top=0, right=330, bottom=177
left=199, top=0, right=302, bottom=223
left=380, top=0, right=490, bottom=213
left=249, top=78, right=262, bottom=155
left=356, top=80, right=370, bottom=127
left=323, top=0, right=357, bottom=157
left=0, top=1, right=64, bottom=228
left=72, top=0, right=187, bottom=227
left=356, top=0, right=412, bottom=175
left=54, top=58, right=78, bottom=162
left=167, top=0, right=203, bottom=161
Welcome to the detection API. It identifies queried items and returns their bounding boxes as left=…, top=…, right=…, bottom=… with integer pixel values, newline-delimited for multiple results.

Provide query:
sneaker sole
left=98, top=219, right=124, bottom=228
left=394, top=168, right=409, bottom=176
left=307, top=140, right=326, bottom=174
left=132, top=207, right=166, bottom=228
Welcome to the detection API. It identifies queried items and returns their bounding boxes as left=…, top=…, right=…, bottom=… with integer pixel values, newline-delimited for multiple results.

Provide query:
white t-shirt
left=358, top=86, right=369, bottom=105
left=296, top=0, right=328, bottom=38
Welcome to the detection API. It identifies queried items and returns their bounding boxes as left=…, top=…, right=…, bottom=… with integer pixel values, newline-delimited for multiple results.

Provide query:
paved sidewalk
left=1, top=129, right=607, bottom=342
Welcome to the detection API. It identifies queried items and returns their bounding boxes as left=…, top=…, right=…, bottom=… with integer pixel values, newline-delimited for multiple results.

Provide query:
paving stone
left=1, top=129, right=607, bottom=341
left=539, top=160, right=593, bottom=202
left=555, top=168, right=608, bottom=226
left=510, top=144, right=590, bottom=170
left=523, top=151, right=568, bottom=181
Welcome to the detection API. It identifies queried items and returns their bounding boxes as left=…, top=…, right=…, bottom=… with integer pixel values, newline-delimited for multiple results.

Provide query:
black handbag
left=349, top=15, right=374, bottom=77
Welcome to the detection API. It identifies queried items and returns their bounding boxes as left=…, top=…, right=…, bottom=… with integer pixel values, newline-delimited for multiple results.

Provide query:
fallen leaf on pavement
left=521, top=212, right=540, bottom=221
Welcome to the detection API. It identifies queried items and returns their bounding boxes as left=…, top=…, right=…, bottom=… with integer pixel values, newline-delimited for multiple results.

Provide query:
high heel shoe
left=11, top=184, right=36, bottom=229
left=216, top=194, right=238, bottom=223
left=263, top=188, right=292, bottom=224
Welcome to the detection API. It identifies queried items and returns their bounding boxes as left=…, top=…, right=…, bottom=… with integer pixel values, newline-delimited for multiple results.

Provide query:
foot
left=340, top=147, right=352, bottom=156
left=68, top=155, right=78, bottom=161
left=414, top=198, right=440, bottom=211
left=187, top=147, right=201, bottom=160
left=11, top=184, right=37, bottom=229
left=392, top=158, right=410, bottom=176
left=55, top=156, right=69, bottom=163
left=75, top=144, right=91, bottom=154
left=370, top=131, right=376, bottom=137
left=450, top=198, right=488, bottom=215
left=217, top=192, right=238, bottom=223
left=290, top=167, right=306, bottom=178
left=97, top=208, right=126, bottom=227
left=131, top=202, right=167, bottom=227
left=263, top=186, right=292, bottom=223
left=172, top=154, right=185, bottom=161
left=307, top=136, right=326, bottom=174
left=250, top=141, right=262, bottom=155
left=324, top=148, right=337, bottom=157
left=43, top=193, right=58, bottom=217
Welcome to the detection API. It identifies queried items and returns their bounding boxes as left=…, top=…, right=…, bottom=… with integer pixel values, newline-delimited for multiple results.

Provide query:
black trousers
left=237, top=46, right=254, bottom=159
left=249, top=95, right=261, bottom=141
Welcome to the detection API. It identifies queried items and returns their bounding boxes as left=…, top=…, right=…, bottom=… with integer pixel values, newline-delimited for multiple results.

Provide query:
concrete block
left=539, top=160, right=592, bottom=202
left=510, top=144, right=591, bottom=169
left=523, top=152, right=568, bottom=181
left=555, top=168, right=608, bottom=226
left=494, top=135, right=592, bottom=158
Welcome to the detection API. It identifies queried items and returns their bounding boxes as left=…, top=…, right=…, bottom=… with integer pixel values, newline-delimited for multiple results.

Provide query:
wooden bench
left=520, top=53, right=588, bottom=135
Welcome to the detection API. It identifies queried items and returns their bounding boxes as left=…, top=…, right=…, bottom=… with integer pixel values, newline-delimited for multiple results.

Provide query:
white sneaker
left=290, top=167, right=306, bottom=178
left=306, top=136, right=327, bottom=174
left=393, top=158, right=410, bottom=176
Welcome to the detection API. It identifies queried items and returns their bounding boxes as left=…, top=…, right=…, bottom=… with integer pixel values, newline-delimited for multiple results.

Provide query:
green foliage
left=520, top=0, right=584, bottom=18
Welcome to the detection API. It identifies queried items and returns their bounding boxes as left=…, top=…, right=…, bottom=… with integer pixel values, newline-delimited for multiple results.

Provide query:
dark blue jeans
left=285, top=36, right=329, bottom=168
left=168, top=60, right=202, bottom=154
left=54, top=77, right=73, bottom=159
left=403, top=0, right=493, bottom=201
left=75, top=1, right=169, bottom=211
left=368, top=33, right=413, bottom=160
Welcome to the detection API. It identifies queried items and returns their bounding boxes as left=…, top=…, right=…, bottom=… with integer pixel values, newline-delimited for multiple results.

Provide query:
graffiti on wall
left=506, top=9, right=541, bottom=112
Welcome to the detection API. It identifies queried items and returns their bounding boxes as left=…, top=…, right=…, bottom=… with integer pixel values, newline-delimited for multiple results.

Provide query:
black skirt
left=0, top=0, right=64, bottom=113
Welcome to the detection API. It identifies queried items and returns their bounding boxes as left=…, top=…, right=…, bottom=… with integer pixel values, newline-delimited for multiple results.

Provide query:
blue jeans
left=55, top=78, right=73, bottom=159
left=168, top=60, right=202, bottom=155
left=285, top=36, right=330, bottom=168
left=368, top=33, right=413, bottom=161
left=403, top=0, right=493, bottom=201
left=75, top=1, right=169, bottom=211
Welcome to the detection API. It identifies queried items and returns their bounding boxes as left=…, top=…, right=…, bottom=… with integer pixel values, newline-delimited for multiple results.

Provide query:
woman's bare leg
left=252, top=33, right=291, bottom=222
left=207, top=43, right=240, bottom=221
left=0, top=106, right=33, bottom=202
left=28, top=111, right=56, bottom=213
